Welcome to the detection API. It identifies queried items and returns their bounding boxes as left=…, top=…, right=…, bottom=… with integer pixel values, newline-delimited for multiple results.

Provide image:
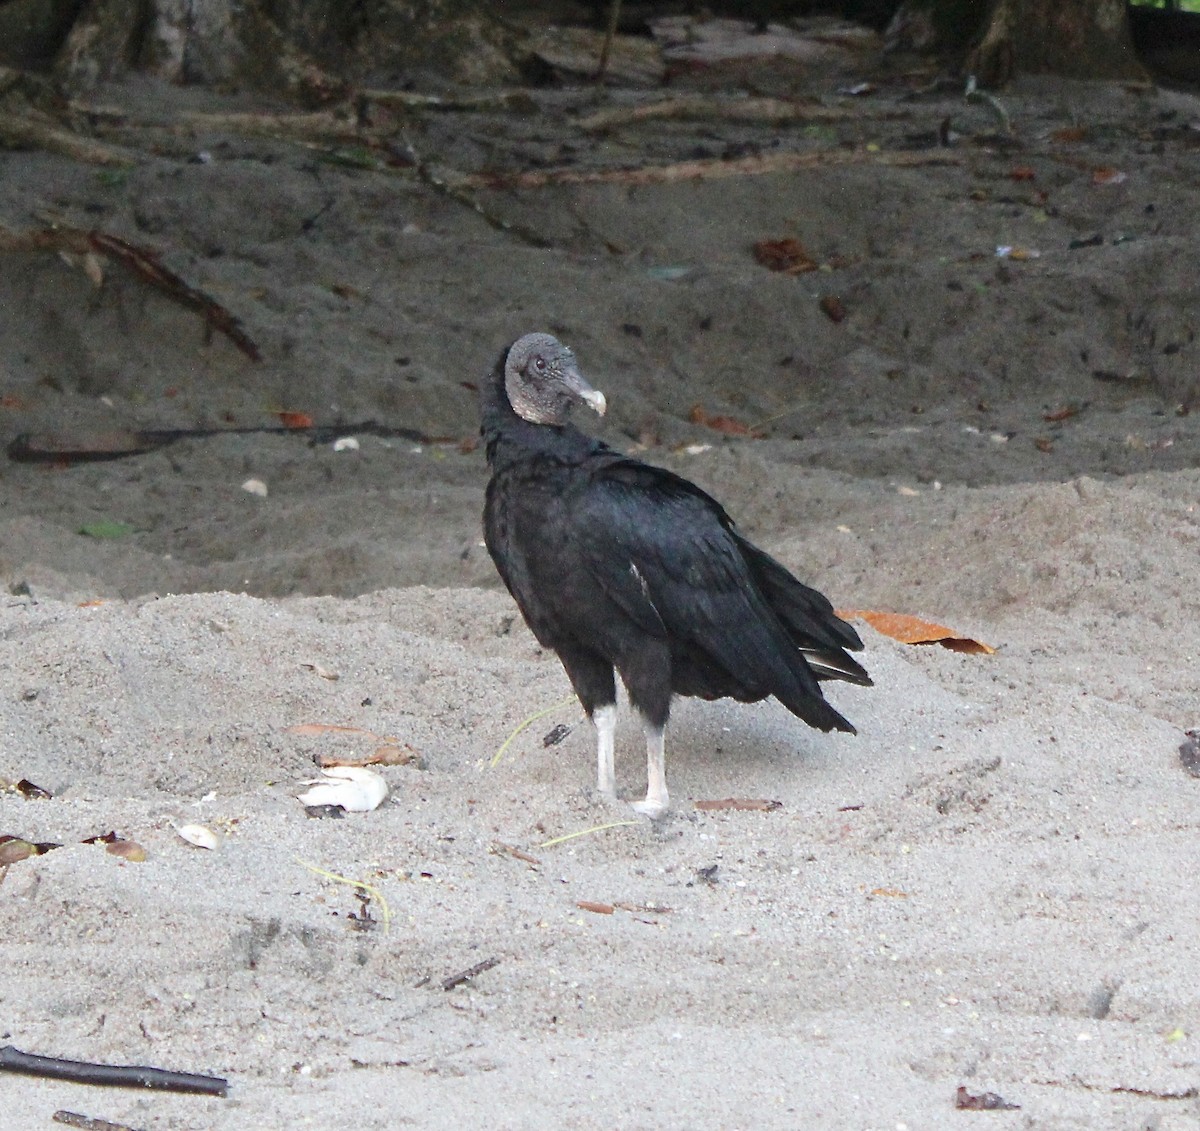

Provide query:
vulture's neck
left=480, top=359, right=596, bottom=472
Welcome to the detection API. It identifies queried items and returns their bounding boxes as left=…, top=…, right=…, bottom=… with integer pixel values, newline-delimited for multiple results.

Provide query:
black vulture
left=481, top=332, right=871, bottom=817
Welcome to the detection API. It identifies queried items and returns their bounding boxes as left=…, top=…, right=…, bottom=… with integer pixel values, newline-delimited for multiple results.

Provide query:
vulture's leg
left=592, top=703, right=617, bottom=800
left=631, top=722, right=669, bottom=819
left=556, top=646, right=618, bottom=802
left=620, top=642, right=672, bottom=818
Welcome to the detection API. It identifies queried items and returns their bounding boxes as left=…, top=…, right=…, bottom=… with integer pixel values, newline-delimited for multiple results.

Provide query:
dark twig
left=0, top=1045, right=228, bottom=1097
left=441, top=956, right=501, bottom=991
left=54, top=1111, right=145, bottom=1131
left=6, top=420, right=442, bottom=464
left=87, top=231, right=262, bottom=362
left=594, top=0, right=623, bottom=81
left=396, top=134, right=554, bottom=250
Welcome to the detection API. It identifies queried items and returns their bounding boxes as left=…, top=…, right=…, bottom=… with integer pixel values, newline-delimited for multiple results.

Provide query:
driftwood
left=578, top=94, right=904, bottom=133
left=467, top=147, right=961, bottom=190
left=0, top=110, right=137, bottom=167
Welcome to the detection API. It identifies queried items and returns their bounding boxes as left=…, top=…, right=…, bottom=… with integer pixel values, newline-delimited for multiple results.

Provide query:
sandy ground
left=2, top=23, right=1200, bottom=1129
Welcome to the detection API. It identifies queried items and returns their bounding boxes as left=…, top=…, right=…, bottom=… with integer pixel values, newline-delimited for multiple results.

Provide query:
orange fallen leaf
left=837, top=610, right=995, bottom=654
left=577, top=900, right=615, bottom=915
left=752, top=237, right=818, bottom=274
left=694, top=798, right=782, bottom=812
left=688, top=404, right=763, bottom=438
left=277, top=410, right=315, bottom=429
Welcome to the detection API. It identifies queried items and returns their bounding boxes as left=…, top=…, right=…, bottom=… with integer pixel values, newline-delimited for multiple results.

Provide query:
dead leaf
left=0, top=837, right=38, bottom=865
left=577, top=900, right=615, bottom=914
left=869, top=887, right=908, bottom=898
left=694, top=798, right=782, bottom=812
left=837, top=609, right=995, bottom=654
left=688, top=404, right=764, bottom=438
left=819, top=294, right=846, bottom=323
left=106, top=839, right=147, bottom=862
left=1051, top=125, right=1087, bottom=143
left=277, top=411, right=315, bottom=429
left=752, top=237, right=818, bottom=274
left=14, top=779, right=51, bottom=800
left=1043, top=404, right=1079, bottom=422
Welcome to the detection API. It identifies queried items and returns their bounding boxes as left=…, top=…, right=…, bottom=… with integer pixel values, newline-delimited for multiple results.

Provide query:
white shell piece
left=177, top=823, right=221, bottom=850
left=296, top=766, right=388, bottom=812
left=241, top=478, right=269, bottom=497
left=332, top=436, right=360, bottom=452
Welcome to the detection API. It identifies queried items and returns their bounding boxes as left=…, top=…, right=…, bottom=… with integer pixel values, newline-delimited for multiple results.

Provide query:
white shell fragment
left=332, top=436, right=360, bottom=452
left=177, top=823, right=221, bottom=850
left=241, top=478, right=269, bottom=497
left=296, top=766, right=388, bottom=812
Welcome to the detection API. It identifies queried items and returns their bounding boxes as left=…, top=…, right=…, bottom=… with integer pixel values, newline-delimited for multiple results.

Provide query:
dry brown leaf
left=277, top=411, right=315, bottom=429
left=1051, top=125, right=1087, bottom=143
left=0, top=837, right=37, bottom=865
left=577, top=900, right=615, bottom=914
left=106, top=839, right=147, bottom=862
left=819, top=294, right=846, bottom=323
left=752, top=237, right=818, bottom=274
left=694, top=798, right=783, bottom=812
left=837, top=609, right=995, bottom=654
left=1043, top=404, right=1079, bottom=422
left=688, top=404, right=764, bottom=438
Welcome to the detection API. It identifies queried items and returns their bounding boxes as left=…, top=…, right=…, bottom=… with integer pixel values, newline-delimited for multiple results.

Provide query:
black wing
left=573, top=457, right=862, bottom=732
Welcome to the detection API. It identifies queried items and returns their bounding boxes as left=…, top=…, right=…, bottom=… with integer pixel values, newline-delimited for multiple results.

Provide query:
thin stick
left=594, top=0, right=623, bottom=81
left=441, top=956, right=500, bottom=991
left=54, top=1112, right=143, bottom=1131
left=0, top=1045, right=227, bottom=1096
left=538, top=820, right=638, bottom=848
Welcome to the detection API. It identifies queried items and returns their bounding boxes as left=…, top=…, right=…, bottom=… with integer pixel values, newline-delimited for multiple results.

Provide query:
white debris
left=241, top=478, right=268, bottom=497
left=177, top=823, right=221, bottom=850
left=296, top=766, right=388, bottom=813
left=332, top=436, right=360, bottom=452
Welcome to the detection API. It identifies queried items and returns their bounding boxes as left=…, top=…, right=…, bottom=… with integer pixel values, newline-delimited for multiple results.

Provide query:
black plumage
left=482, top=332, right=871, bottom=816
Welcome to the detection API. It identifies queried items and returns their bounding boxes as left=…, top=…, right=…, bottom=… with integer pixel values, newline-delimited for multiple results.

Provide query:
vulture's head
left=505, top=333, right=607, bottom=426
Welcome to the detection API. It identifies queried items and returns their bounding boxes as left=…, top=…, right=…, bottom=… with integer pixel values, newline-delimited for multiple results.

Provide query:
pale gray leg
left=593, top=703, right=617, bottom=802
left=631, top=722, right=669, bottom=818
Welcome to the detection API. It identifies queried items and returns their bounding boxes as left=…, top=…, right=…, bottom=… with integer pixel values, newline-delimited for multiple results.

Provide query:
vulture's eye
left=534, top=356, right=547, bottom=372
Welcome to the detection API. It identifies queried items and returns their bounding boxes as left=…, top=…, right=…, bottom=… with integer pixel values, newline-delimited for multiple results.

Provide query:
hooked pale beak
left=561, top=362, right=607, bottom=416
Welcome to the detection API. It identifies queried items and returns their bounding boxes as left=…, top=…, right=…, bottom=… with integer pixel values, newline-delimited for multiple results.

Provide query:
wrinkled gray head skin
left=505, top=332, right=607, bottom=426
